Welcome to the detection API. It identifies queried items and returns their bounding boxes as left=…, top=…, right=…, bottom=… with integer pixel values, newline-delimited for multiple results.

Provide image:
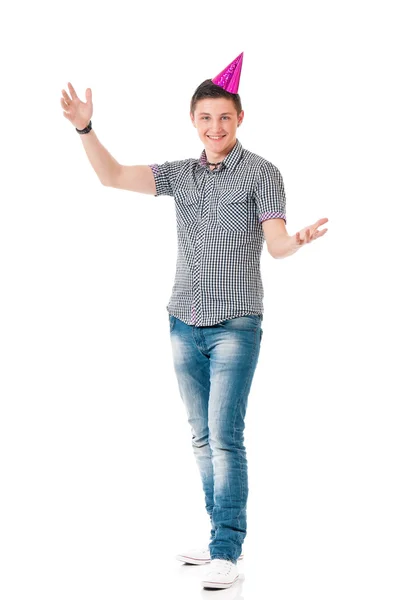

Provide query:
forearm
left=268, top=234, right=299, bottom=259
left=79, top=128, right=120, bottom=186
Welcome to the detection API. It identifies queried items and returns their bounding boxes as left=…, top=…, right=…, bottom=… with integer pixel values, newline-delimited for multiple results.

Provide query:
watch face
left=77, top=121, right=91, bottom=133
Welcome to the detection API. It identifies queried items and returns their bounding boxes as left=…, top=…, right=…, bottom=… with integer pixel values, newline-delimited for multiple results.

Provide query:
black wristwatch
left=76, top=120, right=92, bottom=134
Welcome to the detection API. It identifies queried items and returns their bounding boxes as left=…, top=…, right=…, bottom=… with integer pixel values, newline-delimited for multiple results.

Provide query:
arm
left=262, top=218, right=328, bottom=258
left=106, top=163, right=156, bottom=195
left=78, top=128, right=121, bottom=187
left=262, top=218, right=294, bottom=259
left=61, top=82, right=156, bottom=193
left=79, top=130, right=156, bottom=193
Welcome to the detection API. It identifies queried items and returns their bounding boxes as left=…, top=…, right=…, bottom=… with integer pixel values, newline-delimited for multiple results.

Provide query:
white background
left=1, top=1, right=397, bottom=599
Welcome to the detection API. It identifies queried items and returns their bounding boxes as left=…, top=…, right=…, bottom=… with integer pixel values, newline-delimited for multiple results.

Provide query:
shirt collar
left=196, top=138, right=244, bottom=172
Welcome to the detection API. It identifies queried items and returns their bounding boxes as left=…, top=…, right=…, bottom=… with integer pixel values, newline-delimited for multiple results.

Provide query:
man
left=61, top=52, right=328, bottom=591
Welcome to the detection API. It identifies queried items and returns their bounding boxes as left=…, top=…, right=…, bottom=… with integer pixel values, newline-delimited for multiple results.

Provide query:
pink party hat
left=212, top=52, right=244, bottom=94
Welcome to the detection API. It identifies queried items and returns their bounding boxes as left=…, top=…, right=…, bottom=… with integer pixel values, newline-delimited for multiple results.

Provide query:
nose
left=209, top=123, right=224, bottom=134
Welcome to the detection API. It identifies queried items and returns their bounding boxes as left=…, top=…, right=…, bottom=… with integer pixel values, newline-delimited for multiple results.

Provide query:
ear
left=238, top=110, right=244, bottom=127
left=190, top=112, right=196, bottom=127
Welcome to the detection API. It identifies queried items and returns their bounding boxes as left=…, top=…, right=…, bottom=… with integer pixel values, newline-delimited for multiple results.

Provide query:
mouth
left=207, top=135, right=226, bottom=141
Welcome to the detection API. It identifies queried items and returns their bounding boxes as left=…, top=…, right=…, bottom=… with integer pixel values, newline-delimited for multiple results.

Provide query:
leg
left=169, top=315, right=215, bottom=535
left=204, top=315, right=263, bottom=564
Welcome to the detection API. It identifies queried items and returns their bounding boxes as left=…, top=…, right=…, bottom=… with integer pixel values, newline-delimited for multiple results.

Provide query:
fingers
left=60, top=97, right=69, bottom=110
left=315, top=228, right=328, bottom=238
left=296, top=230, right=309, bottom=244
left=61, top=89, right=71, bottom=105
left=67, top=82, right=78, bottom=99
left=61, top=82, right=79, bottom=106
left=313, top=217, right=329, bottom=228
left=297, top=226, right=328, bottom=245
left=310, top=219, right=329, bottom=237
left=309, top=228, right=328, bottom=241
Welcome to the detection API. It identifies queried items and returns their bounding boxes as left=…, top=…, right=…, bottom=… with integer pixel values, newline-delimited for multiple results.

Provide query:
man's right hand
left=61, top=82, right=93, bottom=130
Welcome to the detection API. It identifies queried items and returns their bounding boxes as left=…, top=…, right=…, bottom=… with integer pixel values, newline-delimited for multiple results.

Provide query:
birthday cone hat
left=212, top=52, right=244, bottom=94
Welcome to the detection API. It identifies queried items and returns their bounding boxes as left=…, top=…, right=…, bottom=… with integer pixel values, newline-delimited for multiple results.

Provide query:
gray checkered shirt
left=149, top=139, right=286, bottom=327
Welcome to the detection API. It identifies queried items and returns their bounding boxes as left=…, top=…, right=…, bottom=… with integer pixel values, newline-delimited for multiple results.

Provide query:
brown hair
left=190, top=79, right=242, bottom=116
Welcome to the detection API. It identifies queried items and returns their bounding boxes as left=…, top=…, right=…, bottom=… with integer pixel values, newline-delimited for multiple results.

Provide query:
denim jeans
left=169, top=313, right=263, bottom=564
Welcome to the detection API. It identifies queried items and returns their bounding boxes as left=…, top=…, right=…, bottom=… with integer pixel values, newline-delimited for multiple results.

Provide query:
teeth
left=208, top=136, right=224, bottom=139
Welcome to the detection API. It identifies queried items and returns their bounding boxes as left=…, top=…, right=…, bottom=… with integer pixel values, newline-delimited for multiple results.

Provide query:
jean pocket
left=220, top=314, right=262, bottom=331
left=174, top=188, right=201, bottom=231
left=169, top=314, right=176, bottom=333
left=244, top=314, right=263, bottom=324
left=217, top=188, right=249, bottom=232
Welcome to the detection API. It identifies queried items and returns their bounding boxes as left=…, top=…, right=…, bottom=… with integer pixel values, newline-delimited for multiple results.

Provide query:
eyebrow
left=197, top=112, right=234, bottom=116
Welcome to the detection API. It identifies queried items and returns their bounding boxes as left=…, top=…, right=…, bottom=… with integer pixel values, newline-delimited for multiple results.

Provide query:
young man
left=61, top=52, right=328, bottom=591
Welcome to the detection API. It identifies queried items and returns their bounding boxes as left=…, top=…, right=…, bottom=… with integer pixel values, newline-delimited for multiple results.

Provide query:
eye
left=222, top=116, right=230, bottom=120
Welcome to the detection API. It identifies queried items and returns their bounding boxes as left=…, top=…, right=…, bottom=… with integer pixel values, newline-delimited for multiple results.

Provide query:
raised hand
left=60, top=82, right=93, bottom=130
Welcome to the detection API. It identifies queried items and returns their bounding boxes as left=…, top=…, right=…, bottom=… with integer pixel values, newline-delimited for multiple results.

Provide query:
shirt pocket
left=217, top=188, right=249, bottom=232
left=174, top=188, right=201, bottom=231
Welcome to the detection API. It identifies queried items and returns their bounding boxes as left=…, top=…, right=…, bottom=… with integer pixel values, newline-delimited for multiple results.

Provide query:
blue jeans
left=169, top=313, right=263, bottom=564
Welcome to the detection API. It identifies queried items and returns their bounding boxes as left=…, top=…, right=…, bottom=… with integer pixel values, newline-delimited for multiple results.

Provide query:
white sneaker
left=201, top=559, right=239, bottom=589
left=176, top=547, right=244, bottom=565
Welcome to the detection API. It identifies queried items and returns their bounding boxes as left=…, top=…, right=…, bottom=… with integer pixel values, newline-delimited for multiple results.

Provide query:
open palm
left=60, top=82, right=93, bottom=130
left=294, top=218, right=328, bottom=246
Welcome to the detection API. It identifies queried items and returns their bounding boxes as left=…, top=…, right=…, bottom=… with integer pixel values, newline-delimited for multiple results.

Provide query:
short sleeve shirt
left=149, top=138, right=286, bottom=327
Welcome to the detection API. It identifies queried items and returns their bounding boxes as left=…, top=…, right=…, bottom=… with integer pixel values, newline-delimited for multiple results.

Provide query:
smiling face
left=190, top=97, right=244, bottom=162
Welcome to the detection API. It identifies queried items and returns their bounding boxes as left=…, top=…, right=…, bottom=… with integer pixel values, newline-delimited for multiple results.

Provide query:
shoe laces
left=209, top=559, right=233, bottom=574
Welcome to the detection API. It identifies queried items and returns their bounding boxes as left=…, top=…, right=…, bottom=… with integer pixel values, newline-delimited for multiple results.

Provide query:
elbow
left=101, top=169, right=119, bottom=188
left=101, top=178, right=114, bottom=188
left=266, top=242, right=276, bottom=259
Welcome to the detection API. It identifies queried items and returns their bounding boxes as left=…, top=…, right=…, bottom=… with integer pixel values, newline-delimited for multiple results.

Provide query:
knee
left=191, top=429, right=209, bottom=448
left=208, top=421, right=245, bottom=451
left=209, top=421, right=233, bottom=450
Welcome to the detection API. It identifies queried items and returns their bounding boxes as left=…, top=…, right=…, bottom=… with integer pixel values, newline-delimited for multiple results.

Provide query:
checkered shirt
left=149, top=138, right=286, bottom=327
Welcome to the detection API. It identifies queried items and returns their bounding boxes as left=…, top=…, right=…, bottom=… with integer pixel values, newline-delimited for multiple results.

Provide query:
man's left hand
left=295, top=218, right=329, bottom=247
